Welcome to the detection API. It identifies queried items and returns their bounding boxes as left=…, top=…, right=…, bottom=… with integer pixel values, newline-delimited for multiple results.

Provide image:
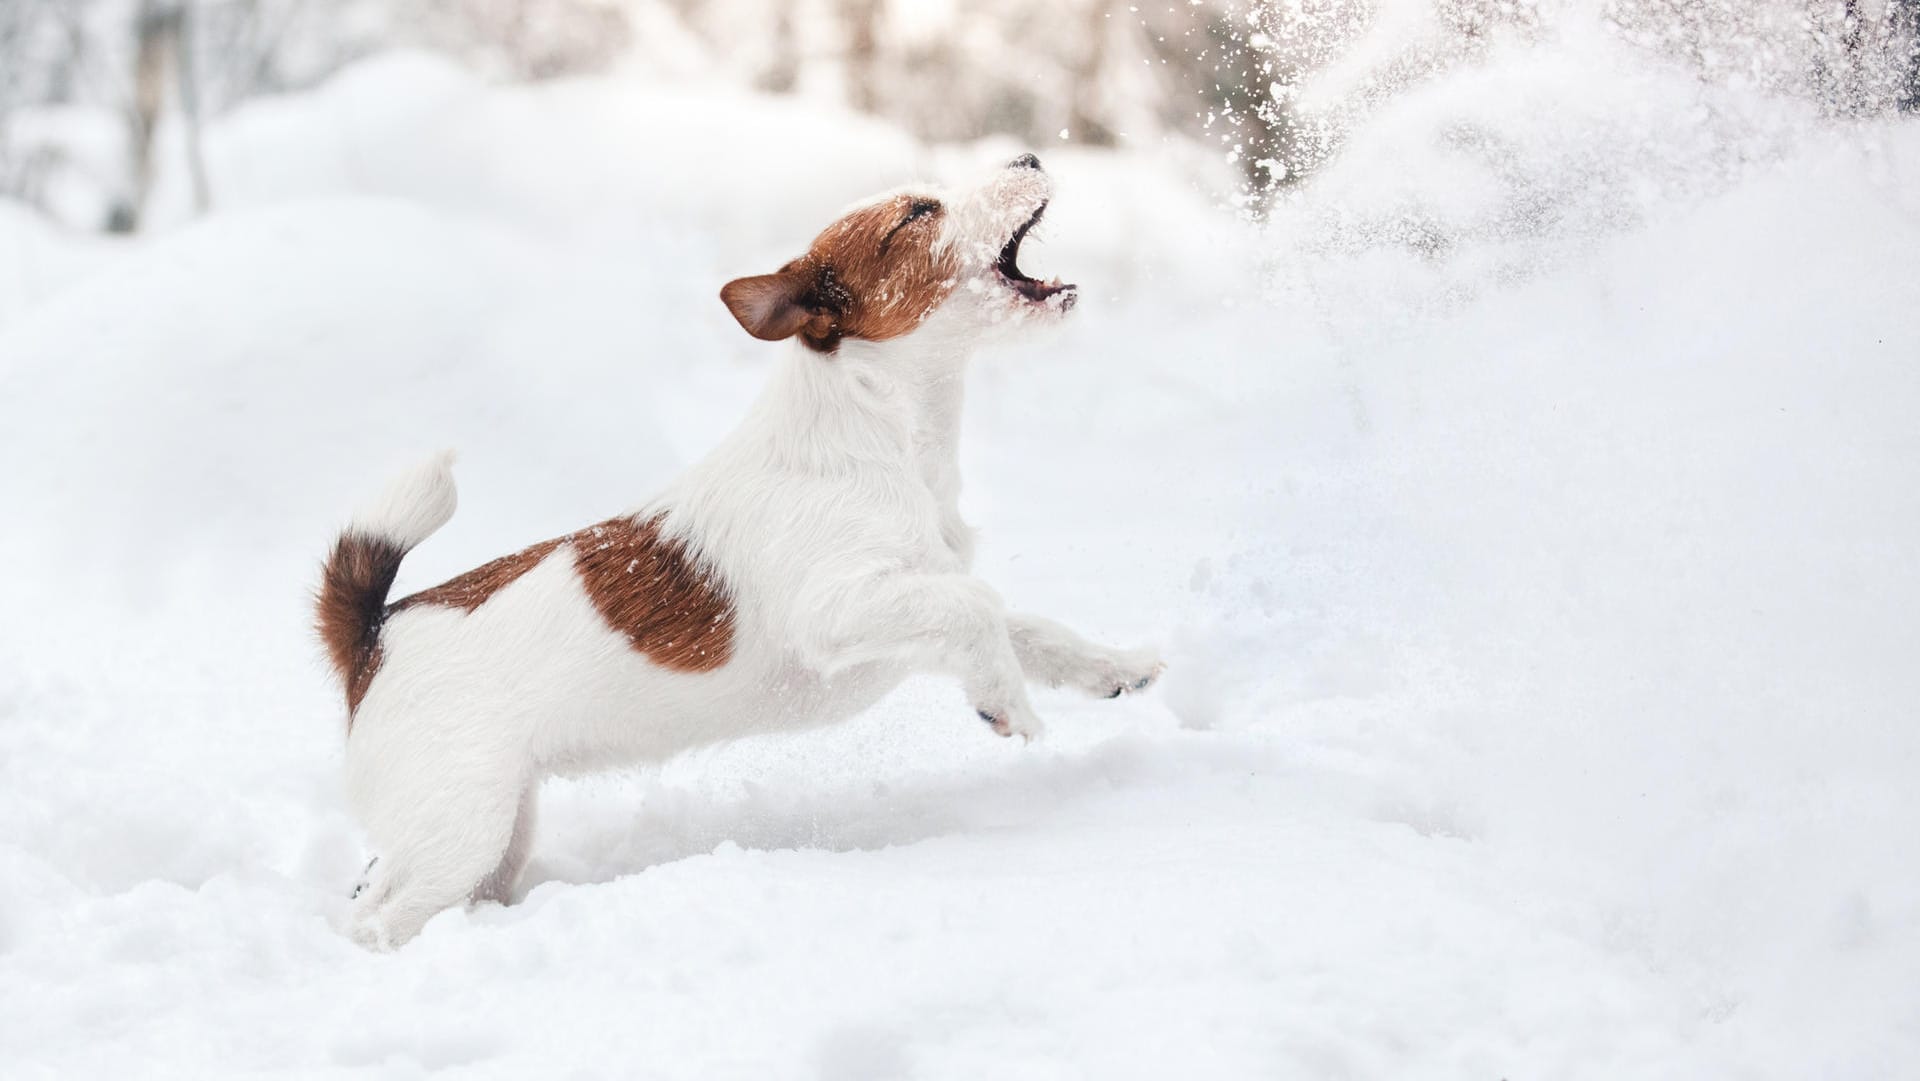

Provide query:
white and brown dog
left=316, top=155, right=1163, bottom=948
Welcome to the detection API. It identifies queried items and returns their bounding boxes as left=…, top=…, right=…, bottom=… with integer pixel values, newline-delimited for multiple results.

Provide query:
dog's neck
left=762, top=336, right=972, bottom=495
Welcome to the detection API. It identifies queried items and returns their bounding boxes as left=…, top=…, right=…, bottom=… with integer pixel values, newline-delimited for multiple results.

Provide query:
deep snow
left=3, top=24, right=1919, bottom=1081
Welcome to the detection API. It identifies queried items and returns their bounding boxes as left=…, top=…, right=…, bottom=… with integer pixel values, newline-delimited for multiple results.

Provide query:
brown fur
left=572, top=516, right=735, bottom=672
left=390, top=537, right=566, bottom=613
left=387, top=515, right=735, bottom=673
left=315, top=534, right=406, bottom=719
left=721, top=195, right=959, bottom=353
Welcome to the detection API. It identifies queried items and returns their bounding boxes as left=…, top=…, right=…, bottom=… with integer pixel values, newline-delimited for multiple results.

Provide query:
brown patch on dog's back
left=573, top=516, right=734, bottom=672
left=391, top=515, right=734, bottom=672
left=390, top=537, right=567, bottom=613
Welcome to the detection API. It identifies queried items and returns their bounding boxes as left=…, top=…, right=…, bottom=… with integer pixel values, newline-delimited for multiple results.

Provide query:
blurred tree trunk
left=1820, top=0, right=1920, bottom=115
left=842, top=0, right=881, bottom=114
left=759, top=0, right=799, bottom=94
left=1893, top=0, right=1920, bottom=111
left=117, top=0, right=211, bottom=233
left=115, top=2, right=173, bottom=232
left=177, top=2, right=212, bottom=213
left=1068, top=0, right=1116, bottom=146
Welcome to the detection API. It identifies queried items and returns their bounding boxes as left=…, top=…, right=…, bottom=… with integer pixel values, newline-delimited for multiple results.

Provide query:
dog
left=316, top=154, right=1164, bottom=948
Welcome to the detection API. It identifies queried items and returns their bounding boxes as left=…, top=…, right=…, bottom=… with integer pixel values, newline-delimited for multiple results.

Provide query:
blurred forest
left=1, top=0, right=1916, bottom=232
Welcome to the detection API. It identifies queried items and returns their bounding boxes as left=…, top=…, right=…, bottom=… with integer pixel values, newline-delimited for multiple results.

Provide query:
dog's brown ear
left=721, top=272, right=829, bottom=342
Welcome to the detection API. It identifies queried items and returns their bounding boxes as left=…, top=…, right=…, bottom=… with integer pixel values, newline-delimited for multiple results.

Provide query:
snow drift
left=2, top=18, right=1917, bottom=1079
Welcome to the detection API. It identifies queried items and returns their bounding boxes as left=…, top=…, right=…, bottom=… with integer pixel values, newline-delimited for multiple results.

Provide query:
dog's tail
left=315, top=451, right=458, bottom=721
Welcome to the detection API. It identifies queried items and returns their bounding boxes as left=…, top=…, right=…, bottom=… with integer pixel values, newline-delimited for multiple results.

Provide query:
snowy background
left=3, top=2, right=1920, bottom=1078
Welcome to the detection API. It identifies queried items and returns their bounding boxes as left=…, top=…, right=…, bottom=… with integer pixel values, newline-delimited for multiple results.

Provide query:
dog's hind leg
left=347, top=763, right=525, bottom=949
left=470, top=781, right=538, bottom=906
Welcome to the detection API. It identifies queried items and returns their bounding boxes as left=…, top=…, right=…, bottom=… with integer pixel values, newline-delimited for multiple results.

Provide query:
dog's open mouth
left=995, top=202, right=1075, bottom=307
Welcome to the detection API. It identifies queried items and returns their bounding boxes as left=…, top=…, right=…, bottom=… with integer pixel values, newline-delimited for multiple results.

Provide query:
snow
left=4, top=28, right=1920, bottom=1080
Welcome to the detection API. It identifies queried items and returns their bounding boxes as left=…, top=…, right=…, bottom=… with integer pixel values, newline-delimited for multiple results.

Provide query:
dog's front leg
left=811, top=573, right=1044, bottom=741
left=1007, top=612, right=1164, bottom=699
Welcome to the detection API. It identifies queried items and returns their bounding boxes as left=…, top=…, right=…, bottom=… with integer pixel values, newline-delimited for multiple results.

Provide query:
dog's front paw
left=977, top=705, right=1045, bottom=743
left=1084, top=649, right=1165, bottom=700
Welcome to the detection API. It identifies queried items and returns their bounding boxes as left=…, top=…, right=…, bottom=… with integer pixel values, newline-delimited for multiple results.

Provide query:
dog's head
left=720, top=154, right=1075, bottom=355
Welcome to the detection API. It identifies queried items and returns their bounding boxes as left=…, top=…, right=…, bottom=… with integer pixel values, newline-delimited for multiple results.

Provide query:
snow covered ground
left=4, top=22, right=1919, bottom=1081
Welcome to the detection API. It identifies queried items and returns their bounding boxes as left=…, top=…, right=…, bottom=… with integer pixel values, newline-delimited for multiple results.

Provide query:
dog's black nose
left=1009, top=153, right=1042, bottom=171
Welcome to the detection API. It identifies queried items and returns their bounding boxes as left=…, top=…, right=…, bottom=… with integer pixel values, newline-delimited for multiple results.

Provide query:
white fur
left=347, top=449, right=458, bottom=550
left=337, top=161, right=1162, bottom=949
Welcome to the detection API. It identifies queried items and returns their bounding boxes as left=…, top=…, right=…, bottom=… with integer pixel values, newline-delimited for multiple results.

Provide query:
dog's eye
left=879, top=201, right=940, bottom=254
